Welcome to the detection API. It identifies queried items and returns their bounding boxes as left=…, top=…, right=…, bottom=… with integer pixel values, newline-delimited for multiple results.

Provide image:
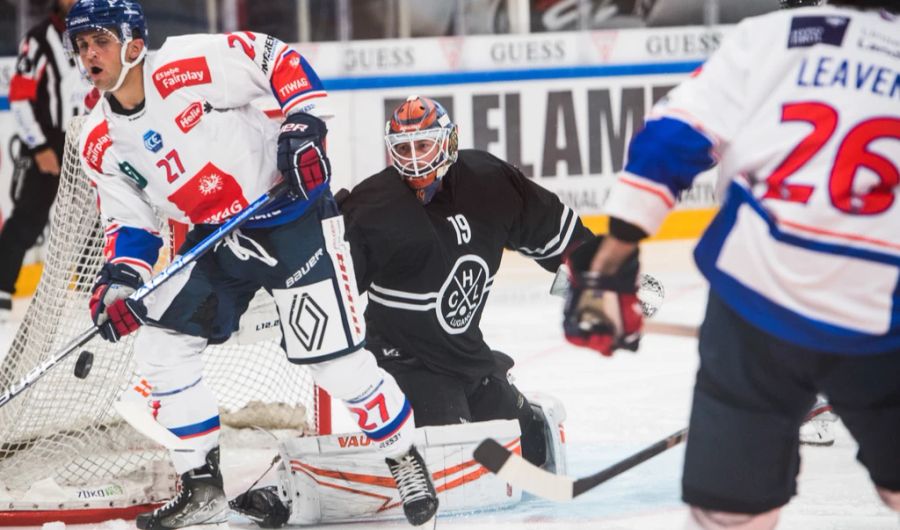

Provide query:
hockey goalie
left=231, top=393, right=568, bottom=527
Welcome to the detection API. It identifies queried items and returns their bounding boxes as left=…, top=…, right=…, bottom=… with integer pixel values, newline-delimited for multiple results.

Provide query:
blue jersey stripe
left=624, top=116, right=716, bottom=198
left=170, top=416, right=221, bottom=439
left=694, top=182, right=900, bottom=355
left=110, top=227, right=163, bottom=267
left=365, top=399, right=412, bottom=442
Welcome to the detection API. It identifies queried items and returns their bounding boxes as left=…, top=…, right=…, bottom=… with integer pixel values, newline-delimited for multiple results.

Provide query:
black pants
left=381, top=352, right=548, bottom=467
left=146, top=192, right=362, bottom=362
left=0, top=159, right=60, bottom=294
left=682, top=292, right=900, bottom=514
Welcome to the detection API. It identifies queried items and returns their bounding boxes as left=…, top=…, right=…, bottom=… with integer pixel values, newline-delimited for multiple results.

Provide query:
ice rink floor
left=1, top=240, right=897, bottom=529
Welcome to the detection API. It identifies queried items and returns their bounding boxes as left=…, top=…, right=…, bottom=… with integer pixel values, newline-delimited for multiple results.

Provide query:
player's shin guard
left=308, top=348, right=415, bottom=456
left=526, top=392, right=568, bottom=474
left=134, top=327, right=219, bottom=473
left=685, top=507, right=780, bottom=530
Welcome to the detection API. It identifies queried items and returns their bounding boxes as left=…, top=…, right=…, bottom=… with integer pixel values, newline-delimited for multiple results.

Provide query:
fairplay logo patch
left=153, top=57, right=212, bottom=99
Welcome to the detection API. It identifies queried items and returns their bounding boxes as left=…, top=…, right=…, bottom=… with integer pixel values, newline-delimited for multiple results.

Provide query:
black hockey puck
left=74, top=350, right=94, bottom=379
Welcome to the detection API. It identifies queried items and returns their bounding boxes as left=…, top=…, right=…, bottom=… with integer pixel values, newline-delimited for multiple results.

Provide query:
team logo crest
left=143, top=130, right=163, bottom=153
left=436, top=255, right=491, bottom=335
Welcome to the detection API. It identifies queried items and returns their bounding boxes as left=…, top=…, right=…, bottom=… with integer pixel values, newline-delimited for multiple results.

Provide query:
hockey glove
left=277, top=112, right=331, bottom=200
left=89, top=263, right=148, bottom=343
left=563, top=236, right=642, bottom=356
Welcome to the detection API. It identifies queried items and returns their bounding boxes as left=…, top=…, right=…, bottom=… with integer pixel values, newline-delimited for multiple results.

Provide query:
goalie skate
left=386, top=445, right=439, bottom=526
left=799, top=400, right=837, bottom=447
left=135, top=448, right=228, bottom=530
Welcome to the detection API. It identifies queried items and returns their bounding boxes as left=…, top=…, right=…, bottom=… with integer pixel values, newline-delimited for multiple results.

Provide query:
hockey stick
left=473, top=427, right=688, bottom=502
left=0, top=181, right=289, bottom=409
left=644, top=321, right=698, bottom=338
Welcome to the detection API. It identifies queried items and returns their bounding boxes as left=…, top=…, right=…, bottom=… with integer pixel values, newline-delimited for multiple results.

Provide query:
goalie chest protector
left=341, top=149, right=588, bottom=381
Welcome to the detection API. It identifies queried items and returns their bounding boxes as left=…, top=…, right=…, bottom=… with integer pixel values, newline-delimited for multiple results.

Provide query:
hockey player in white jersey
left=562, top=1, right=899, bottom=528
left=65, top=1, right=437, bottom=528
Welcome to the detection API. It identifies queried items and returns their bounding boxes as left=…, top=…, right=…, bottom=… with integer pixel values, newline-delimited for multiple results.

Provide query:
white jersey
left=605, top=6, right=899, bottom=354
left=78, top=31, right=330, bottom=275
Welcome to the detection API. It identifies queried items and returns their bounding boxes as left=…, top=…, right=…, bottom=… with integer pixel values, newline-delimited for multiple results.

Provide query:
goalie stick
left=473, top=427, right=688, bottom=502
left=0, top=181, right=289, bottom=409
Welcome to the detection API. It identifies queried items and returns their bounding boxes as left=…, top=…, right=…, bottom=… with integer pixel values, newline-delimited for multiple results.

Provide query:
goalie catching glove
left=563, top=236, right=642, bottom=356
left=276, top=112, right=331, bottom=200
left=89, top=263, right=148, bottom=342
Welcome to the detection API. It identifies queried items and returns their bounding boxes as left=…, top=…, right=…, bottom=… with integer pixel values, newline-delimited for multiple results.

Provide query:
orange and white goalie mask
left=385, top=96, right=459, bottom=204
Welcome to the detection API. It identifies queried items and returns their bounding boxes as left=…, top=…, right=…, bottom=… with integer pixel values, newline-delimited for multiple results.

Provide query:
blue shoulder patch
left=788, top=16, right=850, bottom=49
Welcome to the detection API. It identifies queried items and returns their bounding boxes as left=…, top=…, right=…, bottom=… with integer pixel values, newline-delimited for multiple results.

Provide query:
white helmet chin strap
left=108, top=41, right=145, bottom=93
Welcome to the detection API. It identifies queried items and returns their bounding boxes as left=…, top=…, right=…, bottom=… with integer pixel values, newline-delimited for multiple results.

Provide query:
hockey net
left=0, top=117, right=330, bottom=525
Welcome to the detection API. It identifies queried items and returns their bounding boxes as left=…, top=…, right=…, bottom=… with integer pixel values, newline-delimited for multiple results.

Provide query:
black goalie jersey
left=341, top=149, right=592, bottom=381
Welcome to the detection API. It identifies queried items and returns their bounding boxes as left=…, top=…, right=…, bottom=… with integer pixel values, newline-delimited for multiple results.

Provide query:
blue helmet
left=65, top=0, right=147, bottom=49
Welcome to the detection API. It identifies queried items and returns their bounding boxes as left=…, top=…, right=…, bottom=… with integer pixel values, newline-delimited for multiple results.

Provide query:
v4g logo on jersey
left=437, top=255, right=492, bottom=335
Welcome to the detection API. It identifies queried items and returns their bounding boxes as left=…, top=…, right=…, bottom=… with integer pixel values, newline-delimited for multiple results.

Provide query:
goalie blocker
left=232, top=394, right=567, bottom=527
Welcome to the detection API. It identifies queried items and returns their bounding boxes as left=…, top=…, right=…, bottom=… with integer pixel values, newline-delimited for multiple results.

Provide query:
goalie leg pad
left=133, top=327, right=219, bottom=473
left=275, top=420, right=522, bottom=525
left=526, top=392, right=568, bottom=475
left=308, top=348, right=415, bottom=457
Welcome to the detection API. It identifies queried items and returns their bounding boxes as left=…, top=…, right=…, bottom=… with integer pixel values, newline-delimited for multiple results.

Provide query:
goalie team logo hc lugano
left=437, top=255, right=491, bottom=335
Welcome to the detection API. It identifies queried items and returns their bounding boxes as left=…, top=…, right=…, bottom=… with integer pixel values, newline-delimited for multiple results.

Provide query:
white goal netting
left=0, top=118, right=325, bottom=519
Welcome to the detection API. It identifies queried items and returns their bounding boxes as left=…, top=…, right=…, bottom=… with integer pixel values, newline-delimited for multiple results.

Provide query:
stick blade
left=473, top=438, right=511, bottom=473
left=474, top=438, right=575, bottom=502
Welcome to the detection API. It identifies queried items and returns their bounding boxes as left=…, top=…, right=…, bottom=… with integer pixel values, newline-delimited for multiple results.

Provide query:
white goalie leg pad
left=133, top=326, right=219, bottom=473
left=686, top=507, right=780, bottom=530
left=308, top=348, right=414, bottom=457
left=276, top=419, right=523, bottom=524
left=526, top=391, right=568, bottom=475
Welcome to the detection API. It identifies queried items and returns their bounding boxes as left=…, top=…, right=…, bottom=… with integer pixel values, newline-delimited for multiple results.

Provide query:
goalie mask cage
left=0, top=117, right=331, bottom=526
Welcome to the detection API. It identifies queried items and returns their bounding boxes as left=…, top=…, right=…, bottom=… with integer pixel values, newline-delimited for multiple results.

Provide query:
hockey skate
left=799, top=399, right=838, bottom=446
left=386, top=445, right=439, bottom=526
left=136, top=448, right=228, bottom=530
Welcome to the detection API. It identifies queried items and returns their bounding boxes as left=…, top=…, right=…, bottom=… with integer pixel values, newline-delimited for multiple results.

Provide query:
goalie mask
left=385, top=96, right=459, bottom=205
left=65, top=0, right=147, bottom=92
